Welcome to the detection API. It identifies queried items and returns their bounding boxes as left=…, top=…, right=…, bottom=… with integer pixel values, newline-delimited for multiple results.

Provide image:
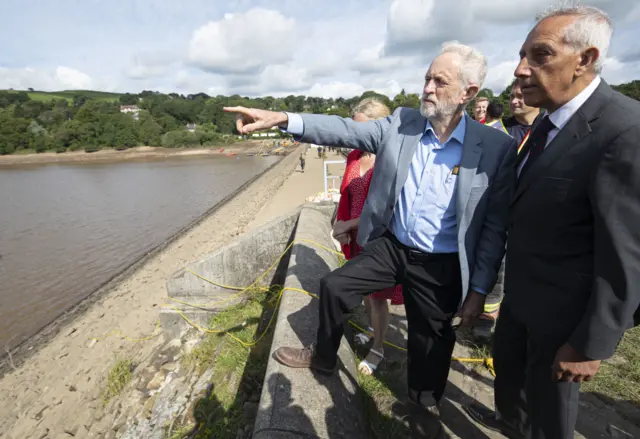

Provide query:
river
left=0, top=154, right=281, bottom=350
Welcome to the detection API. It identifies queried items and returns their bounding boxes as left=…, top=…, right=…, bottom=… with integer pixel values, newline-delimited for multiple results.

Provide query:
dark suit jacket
left=505, top=80, right=640, bottom=360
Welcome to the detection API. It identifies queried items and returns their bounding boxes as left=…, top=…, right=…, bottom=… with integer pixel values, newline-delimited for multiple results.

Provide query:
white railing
left=324, top=160, right=346, bottom=199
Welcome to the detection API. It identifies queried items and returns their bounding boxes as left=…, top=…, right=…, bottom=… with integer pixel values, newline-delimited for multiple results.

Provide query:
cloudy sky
left=1, top=0, right=639, bottom=98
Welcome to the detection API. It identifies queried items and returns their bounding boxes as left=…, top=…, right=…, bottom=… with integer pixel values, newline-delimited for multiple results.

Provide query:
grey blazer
left=297, top=107, right=517, bottom=302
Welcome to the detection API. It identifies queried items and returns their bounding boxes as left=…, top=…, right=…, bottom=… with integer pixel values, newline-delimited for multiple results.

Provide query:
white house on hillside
left=120, top=105, right=140, bottom=114
left=120, top=105, right=140, bottom=120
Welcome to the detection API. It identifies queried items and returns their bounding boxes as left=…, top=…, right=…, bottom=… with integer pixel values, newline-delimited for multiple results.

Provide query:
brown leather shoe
left=273, top=345, right=336, bottom=373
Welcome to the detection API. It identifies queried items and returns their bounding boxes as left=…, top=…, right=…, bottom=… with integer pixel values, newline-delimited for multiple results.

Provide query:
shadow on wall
left=284, top=244, right=331, bottom=347
left=264, top=373, right=318, bottom=436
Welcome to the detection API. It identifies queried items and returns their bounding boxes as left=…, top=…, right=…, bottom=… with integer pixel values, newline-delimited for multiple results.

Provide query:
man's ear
left=576, top=47, right=599, bottom=76
left=463, top=85, right=480, bottom=104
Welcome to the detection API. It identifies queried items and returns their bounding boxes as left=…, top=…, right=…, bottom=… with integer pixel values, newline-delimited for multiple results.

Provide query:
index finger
left=223, top=106, right=248, bottom=114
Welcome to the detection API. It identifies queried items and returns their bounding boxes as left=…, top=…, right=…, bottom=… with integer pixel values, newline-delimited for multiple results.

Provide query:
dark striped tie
left=518, top=116, right=555, bottom=177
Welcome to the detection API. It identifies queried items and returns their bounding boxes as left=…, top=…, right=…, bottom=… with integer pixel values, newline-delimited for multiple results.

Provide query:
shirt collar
left=548, top=76, right=601, bottom=131
left=425, top=114, right=466, bottom=146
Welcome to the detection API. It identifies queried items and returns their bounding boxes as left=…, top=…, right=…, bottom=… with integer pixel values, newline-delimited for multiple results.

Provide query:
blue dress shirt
left=389, top=117, right=464, bottom=254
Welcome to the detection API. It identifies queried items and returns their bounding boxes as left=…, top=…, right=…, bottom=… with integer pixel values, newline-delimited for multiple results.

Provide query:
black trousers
left=494, top=303, right=580, bottom=439
left=316, top=232, right=462, bottom=403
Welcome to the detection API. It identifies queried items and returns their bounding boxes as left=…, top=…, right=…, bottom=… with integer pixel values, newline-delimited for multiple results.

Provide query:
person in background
left=299, top=151, right=306, bottom=173
left=331, top=97, right=403, bottom=376
left=473, top=96, right=489, bottom=122
left=504, top=82, right=540, bottom=145
left=484, top=101, right=508, bottom=133
left=465, top=5, right=640, bottom=438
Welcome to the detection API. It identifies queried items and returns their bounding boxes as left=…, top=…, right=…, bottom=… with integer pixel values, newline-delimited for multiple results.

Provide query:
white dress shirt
left=518, top=76, right=601, bottom=175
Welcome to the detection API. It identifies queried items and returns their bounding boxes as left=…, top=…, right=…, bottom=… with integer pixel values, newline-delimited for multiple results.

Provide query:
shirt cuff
left=470, top=286, right=488, bottom=295
left=283, top=112, right=304, bottom=136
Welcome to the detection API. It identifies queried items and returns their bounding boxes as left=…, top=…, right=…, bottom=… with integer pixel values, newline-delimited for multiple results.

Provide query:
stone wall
left=161, top=211, right=299, bottom=339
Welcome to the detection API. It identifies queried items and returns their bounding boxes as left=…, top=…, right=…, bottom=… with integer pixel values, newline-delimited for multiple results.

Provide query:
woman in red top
left=332, top=98, right=403, bottom=376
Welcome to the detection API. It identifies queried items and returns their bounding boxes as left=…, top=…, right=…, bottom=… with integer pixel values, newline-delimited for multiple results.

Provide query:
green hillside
left=2, top=90, right=122, bottom=102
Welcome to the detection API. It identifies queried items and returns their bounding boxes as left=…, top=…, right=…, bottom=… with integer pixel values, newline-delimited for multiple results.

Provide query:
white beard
left=420, top=97, right=461, bottom=121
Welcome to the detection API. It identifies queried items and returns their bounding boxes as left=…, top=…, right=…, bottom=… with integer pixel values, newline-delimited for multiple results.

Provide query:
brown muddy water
left=0, top=154, right=280, bottom=350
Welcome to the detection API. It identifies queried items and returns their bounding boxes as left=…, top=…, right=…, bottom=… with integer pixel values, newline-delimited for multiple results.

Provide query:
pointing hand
left=223, top=106, right=289, bottom=134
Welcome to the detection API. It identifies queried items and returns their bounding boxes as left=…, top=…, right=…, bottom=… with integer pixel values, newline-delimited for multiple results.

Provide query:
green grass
left=3, top=89, right=122, bottom=102
left=467, top=341, right=493, bottom=372
left=358, top=368, right=410, bottom=439
left=583, top=326, right=640, bottom=404
left=179, top=285, right=280, bottom=439
left=165, top=425, right=193, bottom=439
left=103, top=358, right=134, bottom=404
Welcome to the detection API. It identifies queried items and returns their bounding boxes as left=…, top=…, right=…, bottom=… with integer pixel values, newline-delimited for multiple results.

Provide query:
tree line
left=1, top=80, right=638, bottom=155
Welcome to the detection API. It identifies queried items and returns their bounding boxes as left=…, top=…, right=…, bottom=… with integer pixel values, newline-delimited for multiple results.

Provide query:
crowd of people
left=223, top=4, right=640, bottom=439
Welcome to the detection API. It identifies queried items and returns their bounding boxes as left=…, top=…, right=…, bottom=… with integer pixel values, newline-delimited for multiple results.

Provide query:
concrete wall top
left=254, top=204, right=368, bottom=439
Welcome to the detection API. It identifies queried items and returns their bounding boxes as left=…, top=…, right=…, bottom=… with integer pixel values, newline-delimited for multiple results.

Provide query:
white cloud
left=224, top=63, right=312, bottom=95
left=307, top=81, right=366, bottom=99
left=54, top=67, right=93, bottom=89
left=485, top=60, right=518, bottom=93
left=127, top=64, right=165, bottom=80
left=469, top=0, right=549, bottom=23
left=254, top=64, right=312, bottom=92
left=0, top=66, right=93, bottom=91
left=384, top=0, right=477, bottom=56
left=2, top=0, right=640, bottom=98
left=126, top=51, right=178, bottom=80
left=306, top=50, right=344, bottom=77
left=187, top=8, right=297, bottom=74
left=601, top=56, right=640, bottom=85
left=353, top=43, right=420, bottom=73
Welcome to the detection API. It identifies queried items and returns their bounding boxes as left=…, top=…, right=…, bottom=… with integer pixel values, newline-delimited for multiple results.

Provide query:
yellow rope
left=162, top=288, right=285, bottom=348
left=91, top=237, right=496, bottom=376
left=169, top=238, right=341, bottom=309
left=90, top=319, right=162, bottom=342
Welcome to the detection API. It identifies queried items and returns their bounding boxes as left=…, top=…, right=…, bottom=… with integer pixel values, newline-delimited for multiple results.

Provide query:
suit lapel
left=511, top=80, right=613, bottom=206
left=457, top=116, right=482, bottom=215
left=394, top=113, right=427, bottom=200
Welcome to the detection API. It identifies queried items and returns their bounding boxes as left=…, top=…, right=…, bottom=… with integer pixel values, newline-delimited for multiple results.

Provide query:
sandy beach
left=0, top=146, right=345, bottom=438
left=0, top=141, right=283, bottom=167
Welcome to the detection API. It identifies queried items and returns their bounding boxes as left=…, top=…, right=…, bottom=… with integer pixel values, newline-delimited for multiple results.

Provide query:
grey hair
left=536, top=4, right=613, bottom=73
left=440, top=41, right=488, bottom=89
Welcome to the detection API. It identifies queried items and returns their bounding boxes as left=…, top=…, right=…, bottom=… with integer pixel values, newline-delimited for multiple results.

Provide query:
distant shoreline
left=0, top=141, right=283, bottom=167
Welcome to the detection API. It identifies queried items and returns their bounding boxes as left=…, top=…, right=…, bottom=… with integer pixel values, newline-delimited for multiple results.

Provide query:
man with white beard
left=224, top=41, right=516, bottom=435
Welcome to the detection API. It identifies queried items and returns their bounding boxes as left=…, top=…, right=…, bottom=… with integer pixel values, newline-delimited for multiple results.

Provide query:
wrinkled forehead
left=427, top=52, right=462, bottom=80
left=521, top=15, right=577, bottom=52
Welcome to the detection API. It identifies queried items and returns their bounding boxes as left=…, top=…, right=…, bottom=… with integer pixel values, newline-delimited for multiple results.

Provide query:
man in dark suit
left=466, top=5, right=640, bottom=439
